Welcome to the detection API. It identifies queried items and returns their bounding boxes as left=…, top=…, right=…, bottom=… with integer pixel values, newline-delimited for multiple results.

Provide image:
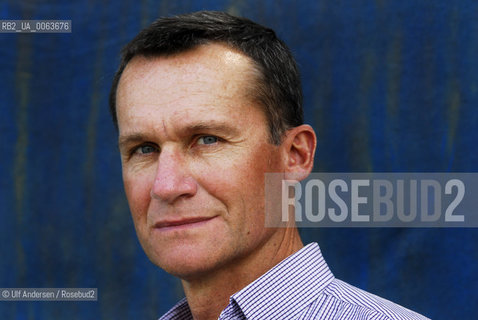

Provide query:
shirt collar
left=230, top=243, right=335, bottom=319
left=159, top=243, right=334, bottom=320
left=159, top=298, right=191, bottom=320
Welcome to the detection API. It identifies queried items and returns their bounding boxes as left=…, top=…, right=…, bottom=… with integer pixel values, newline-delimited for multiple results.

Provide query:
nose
left=150, top=148, right=197, bottom=204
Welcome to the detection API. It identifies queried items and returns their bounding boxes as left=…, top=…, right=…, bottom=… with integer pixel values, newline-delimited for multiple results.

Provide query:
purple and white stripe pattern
left=159, top=243, right=430, bottom=320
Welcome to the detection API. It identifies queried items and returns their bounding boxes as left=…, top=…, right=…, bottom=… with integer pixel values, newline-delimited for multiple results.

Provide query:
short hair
left=109, top=10, right=303, bottom=144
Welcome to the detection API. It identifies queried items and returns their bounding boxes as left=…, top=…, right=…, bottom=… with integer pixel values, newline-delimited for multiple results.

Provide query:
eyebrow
left=118, top=133, right=149, bottom=151
left=182, top=121, right=240, bottom=136
left=118, top=120, right=240, bottom=150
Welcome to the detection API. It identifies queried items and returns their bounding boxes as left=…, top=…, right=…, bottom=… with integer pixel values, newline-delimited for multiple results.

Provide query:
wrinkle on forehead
left=161, top=119, right=169, bottom=141
left=116, top=43, right=265, bottom=139
left=119, top=43, right=258, bottom=95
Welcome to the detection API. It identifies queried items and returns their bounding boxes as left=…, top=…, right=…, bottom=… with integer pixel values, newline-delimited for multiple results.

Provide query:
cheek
left=194, top=160, right=262, bottom=203
left=197, top=146, right=275, bottom=218
left=123, top=172, right=153, bottom=222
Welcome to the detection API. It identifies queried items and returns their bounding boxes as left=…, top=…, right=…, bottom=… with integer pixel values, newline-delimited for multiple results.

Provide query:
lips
left=154, top=216, right=216, bottom=229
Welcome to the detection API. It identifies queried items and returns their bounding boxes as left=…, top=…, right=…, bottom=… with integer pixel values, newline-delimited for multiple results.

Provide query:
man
left=110, top=11, right=428, bottom=320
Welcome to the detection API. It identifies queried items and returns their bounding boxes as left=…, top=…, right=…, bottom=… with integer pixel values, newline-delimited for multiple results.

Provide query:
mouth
left=153, top=216, right=217, bottom=231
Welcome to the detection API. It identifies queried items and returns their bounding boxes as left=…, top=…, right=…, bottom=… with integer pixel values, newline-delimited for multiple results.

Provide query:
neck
left=181, top=228, right=303, bottom=320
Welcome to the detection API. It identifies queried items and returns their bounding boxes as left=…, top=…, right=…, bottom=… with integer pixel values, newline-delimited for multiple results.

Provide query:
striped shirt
left=159, top=243, right=429, bottom=320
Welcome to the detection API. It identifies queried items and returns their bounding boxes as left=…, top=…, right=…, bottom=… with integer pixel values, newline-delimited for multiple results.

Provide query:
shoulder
left=318, top=278, right=430, bottom=320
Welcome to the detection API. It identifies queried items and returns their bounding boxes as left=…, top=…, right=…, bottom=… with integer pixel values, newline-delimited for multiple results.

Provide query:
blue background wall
left=1, top=0, right=477, bottom=319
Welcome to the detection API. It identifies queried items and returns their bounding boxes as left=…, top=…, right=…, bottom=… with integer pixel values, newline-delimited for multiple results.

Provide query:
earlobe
left=282, top=125, right=317, bottom=181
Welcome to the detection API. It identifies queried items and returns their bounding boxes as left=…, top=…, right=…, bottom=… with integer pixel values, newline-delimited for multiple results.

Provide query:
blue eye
left=136, top=145, right=157, bottom=154
left=197, top=136, right=218, bottom=145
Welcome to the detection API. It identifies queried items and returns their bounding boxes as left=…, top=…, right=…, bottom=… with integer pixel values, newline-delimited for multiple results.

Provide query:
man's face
left=116, top=43, right=286, bottom=279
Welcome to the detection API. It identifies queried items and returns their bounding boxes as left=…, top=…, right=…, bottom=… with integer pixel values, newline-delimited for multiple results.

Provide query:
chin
left=157, top=255, right=220, bottom=280
left=145, top=244, right=222, bottom=280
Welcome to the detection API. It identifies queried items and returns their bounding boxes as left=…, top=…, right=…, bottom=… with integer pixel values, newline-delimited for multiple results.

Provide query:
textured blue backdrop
left=1, top=1, right=477, bottom=319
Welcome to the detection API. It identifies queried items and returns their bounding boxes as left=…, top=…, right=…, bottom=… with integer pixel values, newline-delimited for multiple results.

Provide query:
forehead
left=116, top=43, right=262, bottom=133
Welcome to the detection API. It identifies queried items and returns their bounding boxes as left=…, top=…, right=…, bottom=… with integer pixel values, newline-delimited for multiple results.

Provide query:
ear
left=281, top=125, right=317, bottom=181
